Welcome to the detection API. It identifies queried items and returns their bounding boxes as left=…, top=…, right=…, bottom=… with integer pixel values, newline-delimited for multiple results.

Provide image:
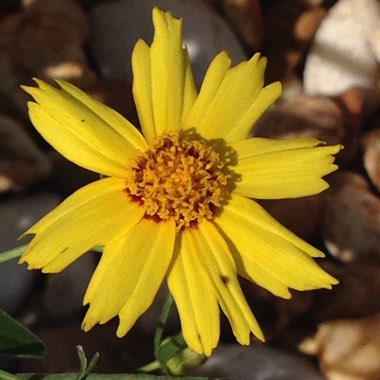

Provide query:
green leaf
left=75, top=346, right=99, bottom=380
left=0, top=369, right=23, bottom=380
left=0, top=309, right=46, bottom=358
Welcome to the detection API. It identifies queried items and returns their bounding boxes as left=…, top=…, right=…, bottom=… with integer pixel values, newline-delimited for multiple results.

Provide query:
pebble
left=89, top=0, right=247, bottom=87
left=322, top=171, right=380, bottom=263
left=300, top=313, right=380, bottom=380
left=0, top=191, right=61, bottom=314
left=43, top=253, right=96, bottom=320
left=0, top=0, right=95, bottom=117
left=304, top=0, right=380, bottom=97
left=221, top=0, right=263, bottom=50
left=253, top=95, right=345, bottom=144
left=241, top=281, right=313, bottom=341
left=47, top=152, right=99, bottom=197
left=253, top=89, right=362, bottom=165
left=263, top=0, right=326, bottom=83
left=361, top=128, right=380, bottom=193
left=310, top=261, right=380, bottom=322
left=259, top=195, right=322, bottom=242
left=0, top=114, right=51, bottom=193
left=192, top=344, right=325, bottom=380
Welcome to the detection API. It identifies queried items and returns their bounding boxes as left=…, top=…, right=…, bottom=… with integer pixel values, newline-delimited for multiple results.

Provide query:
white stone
left=89, top=0, right=247, bottom=87
left=304, top=0, right=380, bottom=96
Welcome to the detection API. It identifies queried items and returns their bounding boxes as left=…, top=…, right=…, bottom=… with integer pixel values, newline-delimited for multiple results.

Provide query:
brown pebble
left=222, top=0, right=264, bottom=50
left=254, top=95, right=345, bottom=145
left=0, top=0, right=96, bottom=117
left=322, top=171, right=380, bottom=263
left=83, top=79, right=138, bottom=126
left=361, top=128, right=380, bottom=193
left=262, top=0, right=327, bottom=83
left=0, top=114, right=51, bottom=192
left=310, top=260, right=380, bottom=322
left=254, top=88, right=362, bottom=165
left=259, top=195, right=322, bottom=242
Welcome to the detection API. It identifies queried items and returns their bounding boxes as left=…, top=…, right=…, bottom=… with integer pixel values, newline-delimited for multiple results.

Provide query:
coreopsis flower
left=20, top=8, right=340, bottom=356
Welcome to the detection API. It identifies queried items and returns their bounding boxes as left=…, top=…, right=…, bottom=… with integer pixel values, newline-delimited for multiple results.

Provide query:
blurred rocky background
left=0, top=0, right=380, bottom=379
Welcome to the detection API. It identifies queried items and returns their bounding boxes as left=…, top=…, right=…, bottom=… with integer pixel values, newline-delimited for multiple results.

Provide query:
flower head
left=20, top=8, right=341, bottom=356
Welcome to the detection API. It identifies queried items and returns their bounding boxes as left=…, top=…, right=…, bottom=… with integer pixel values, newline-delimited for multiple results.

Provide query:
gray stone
left=0, top=191, right=61, bottom=314
left=43, top=253, right=96, bottom=320
left=89, top=0, right=246, bottom=87
left=192, top=344, right=325, bottom=380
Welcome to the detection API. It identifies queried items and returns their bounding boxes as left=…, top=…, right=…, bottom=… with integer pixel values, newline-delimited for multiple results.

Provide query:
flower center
left=126, top=132, right=228, bottom=230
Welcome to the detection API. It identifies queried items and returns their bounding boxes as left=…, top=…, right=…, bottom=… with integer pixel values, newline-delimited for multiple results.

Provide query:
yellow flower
left=20, top=8, right=340, bottom=356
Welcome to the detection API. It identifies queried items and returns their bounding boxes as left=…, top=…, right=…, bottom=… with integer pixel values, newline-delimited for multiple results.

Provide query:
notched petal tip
left=265, top=80, right=282, bottom=100
left=54, top=78, right=71, bottom=88
left=333, top=144, right=344, bottom=154
left=20, top=84, right=33, bottom=93
left=116, top=323, right=127, bottom=338
left=217, top=50, right=232, bottom=63
left=32, top=78, right=53, bottom=90
left=22, top=86, right=41, bottom=101
left=326, top=274, right=339, bottom=287
left=152, top=6, right=181, bottom=24
left=81, top=318, right=93, bottom=333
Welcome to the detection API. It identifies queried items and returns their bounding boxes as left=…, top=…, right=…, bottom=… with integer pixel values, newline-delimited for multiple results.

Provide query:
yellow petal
left=182, top=51, right=231, bottom=130
left=167, top=231, right=220, bottom=356
left=232, top=138, right=342, bottom=199
left=227, top=82, right=281, bottom=142
left=132, top=40, right=155, bottom=142
left=215, top=194, right=338, bottom=294
left=20, top=177, right=145, bottom=272
left=82, top=218, right=175, bottom=334
left=219, top=194, right=324, bottom=258
left=23, top=79, right=147, bottom=177
left=184, top=53, right=281, bottom=142
left=231, top=136, right=321, bottom=158
left=132, top=8, right=197, bottom=142
left=192, top=221, right=264, bottom=344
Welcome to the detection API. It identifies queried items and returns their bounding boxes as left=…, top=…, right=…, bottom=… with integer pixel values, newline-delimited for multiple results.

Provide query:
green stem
left=135, top=359, right=161, bottom=373
left=0, top=244, right=27, bottom=264
left=154, top=292, right=174, bottom=358
left=0, top=245, right=103, bottom=265
left=134, top=292, right=174, bottom=374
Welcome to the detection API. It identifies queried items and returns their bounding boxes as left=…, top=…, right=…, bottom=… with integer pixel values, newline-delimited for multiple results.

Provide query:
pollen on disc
left=125, top=133, right=228, bottom=230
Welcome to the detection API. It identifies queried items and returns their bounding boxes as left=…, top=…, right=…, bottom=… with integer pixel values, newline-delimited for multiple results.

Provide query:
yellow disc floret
left=126, top=133, right=228, bottom=230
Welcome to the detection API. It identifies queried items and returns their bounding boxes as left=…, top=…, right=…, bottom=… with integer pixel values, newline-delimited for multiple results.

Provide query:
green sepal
left=156, top=335, right=206, bottom=376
